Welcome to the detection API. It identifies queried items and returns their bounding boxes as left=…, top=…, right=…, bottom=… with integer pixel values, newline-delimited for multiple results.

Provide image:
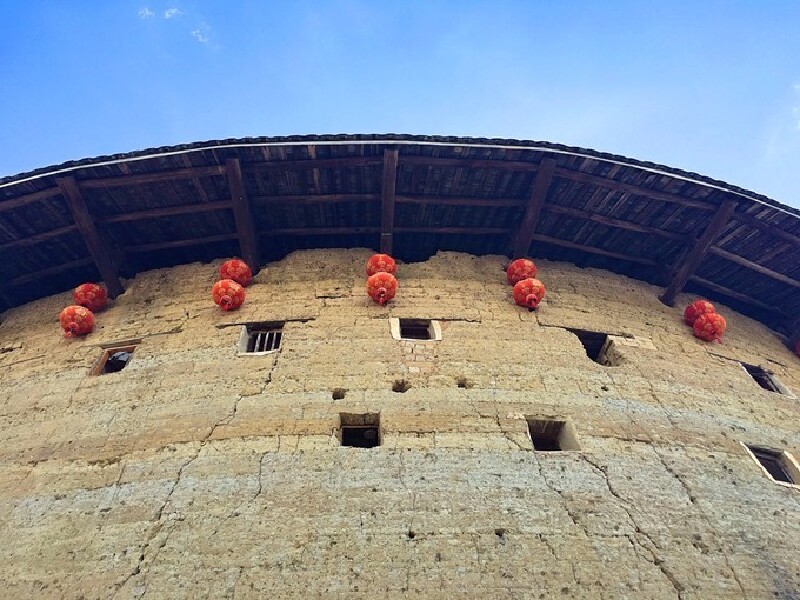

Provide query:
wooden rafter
left=58, top=176, right=124, bottom=298
left=247, top=156, right=383, bottom=171
left=690, top=276, right=787, bottom=318
left=510, top=157, right=557, bottom=258
left=80, top=165, right=226, bottom=189
left=528, top=233, right=657, bottom=266
left=129, top=233, right=239, bottom=253
left=255, top=193, right=378, bottom=205
left=553, top=168, right=716, bottom=210
left=707, top=246, right=800, bottom=289
left=100, top=200, right=232, bottom=223
left=543, top=204, right=689, bottom=242
left=660, top=199, right=737, bottom=306
left=8, top=257, right=95, bottom=287
left=0, top=224, right=78, bottom=250
left=0, top=187, right=61, bottom=213
left=226, top=158, right=261, bottom=273
left=380, top=149, right=399, bottom=254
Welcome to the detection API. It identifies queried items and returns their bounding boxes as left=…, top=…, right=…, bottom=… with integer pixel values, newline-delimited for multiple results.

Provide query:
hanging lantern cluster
left=683, top=299, right=726, bottom=343
left=366, top=253, right=398, bottom=306
left=507, top=258, right=546, bottom=312
left=212, top=259, right=253, bottom=311
left=59, top=282, right=109, bottom=337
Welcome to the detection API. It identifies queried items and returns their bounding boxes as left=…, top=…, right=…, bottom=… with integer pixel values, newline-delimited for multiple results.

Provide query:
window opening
left=567, top=329, right=611, bottom=365
left=526, top=418, right=580, bottom=451
left=399, top=319, right=433, bottom=341
left=746, top=445, right=796, bottom=484
left=339, top=413, right=380, bottom=448
left=740, top=363, right=785, bottom=394
left=239, top=322, right=284, bottom=354
left=92, top=344, right=137, bottom=376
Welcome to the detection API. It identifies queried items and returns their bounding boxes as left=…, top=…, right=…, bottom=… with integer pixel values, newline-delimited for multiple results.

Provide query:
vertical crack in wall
left=582, top=455, right=685, bottom=599
left=109, top=392, right=246, bottom=599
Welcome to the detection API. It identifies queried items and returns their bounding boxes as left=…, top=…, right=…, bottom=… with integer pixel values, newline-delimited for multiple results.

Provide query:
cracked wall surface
left=0, top=249, right=799, bottom=599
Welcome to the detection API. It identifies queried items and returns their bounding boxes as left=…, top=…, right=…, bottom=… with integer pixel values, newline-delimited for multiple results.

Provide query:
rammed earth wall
left=0, top=249, right=798, bottom=599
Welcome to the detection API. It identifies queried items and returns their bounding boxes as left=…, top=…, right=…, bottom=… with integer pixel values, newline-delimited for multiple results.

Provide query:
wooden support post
left=660, top=199, right=737, bottom=306
left=510, top=157, right=556, bottom=258
left=226, top=158, right=261, bottom=273
left=380, top=149, right=399, bottom=255
left=788, top=316, right=800, bottom=350
left=58, top=176, right=124, bottom=298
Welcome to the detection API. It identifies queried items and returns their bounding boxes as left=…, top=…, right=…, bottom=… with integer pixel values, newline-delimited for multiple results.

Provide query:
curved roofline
left=2, top=134, right=797, bottom=218
left=1, top=134, right=798, bottom=343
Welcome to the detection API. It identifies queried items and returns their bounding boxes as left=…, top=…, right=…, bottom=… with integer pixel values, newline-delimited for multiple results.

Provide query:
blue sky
left=1, top=1, right=799, bottom=207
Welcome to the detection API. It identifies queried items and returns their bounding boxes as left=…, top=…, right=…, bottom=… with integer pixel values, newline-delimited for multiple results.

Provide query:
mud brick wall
left=1, top=249, right=798, bottom=599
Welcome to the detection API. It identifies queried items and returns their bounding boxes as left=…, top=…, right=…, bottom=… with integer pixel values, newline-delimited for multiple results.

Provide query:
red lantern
left=212, top=279, right=245, bottom=311
left=59, top=305, right=94, bottom=337
left=794, top=340, right=800, bottom=359
left=366, top=272, right=398, bottom=306
left=684, top=299, right=715, bottom=325
left=220, top=259, right=253, bottom=287
left=366, top=254, right=397, bottom=277
left=506, top=258, right=538, bottom=285
left=513, top=278, right=546, bottom=311
left=693, top=312, right=726, bottom=343
left=73, top=282, right=108, bottom=312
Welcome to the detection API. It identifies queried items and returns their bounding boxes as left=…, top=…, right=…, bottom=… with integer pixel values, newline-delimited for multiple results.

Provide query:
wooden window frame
left=91, top=343, right=138, bottom=376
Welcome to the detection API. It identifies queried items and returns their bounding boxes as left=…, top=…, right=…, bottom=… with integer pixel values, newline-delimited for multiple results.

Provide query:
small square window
left=92, top=344, right=137, bottom=376
left=339, top=413, right=380, bottom=448
left=400, top=319, right=433, bottom=340
left=390, top=318, right=442, bottom=341
left=740, top=363, right=790, bottom=395
left=526, top=418, right=580, bottom=452
left=567, top=329, right=616, bottom=366
left=744, top=444, right=799, bottom=485
left=238, top=322, right=283, bottom=354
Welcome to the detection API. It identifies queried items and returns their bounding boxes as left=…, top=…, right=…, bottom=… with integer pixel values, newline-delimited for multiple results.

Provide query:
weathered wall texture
left=0, top=249, right=798, bottom=599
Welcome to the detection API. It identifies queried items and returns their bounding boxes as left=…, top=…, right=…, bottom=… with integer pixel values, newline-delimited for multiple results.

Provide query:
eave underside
left=1, top=136, right=798, bottom=338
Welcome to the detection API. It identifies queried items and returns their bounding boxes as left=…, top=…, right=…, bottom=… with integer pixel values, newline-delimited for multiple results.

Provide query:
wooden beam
left=58, top=177, right=124, bottom=298
left=543, top=204, right=690, bottom=242
left=226, top=158, right=261, bottom=272
left=529, top=234, right=657, bottom=266
left=396, top=227, right=511, bottom=235
left=79, top=165, right=226, bottom=189
left=690, top=276, right=788, bottom=318
left=400, top=156, right=540, bottom=171
left=510, top=157, right=557, bottom=258
left=0, top=187, right=61, bottom=213
left=270, top=227, right=381, bottom=236
left=128, top=233, right=239, bottom=253
left=7, top=258, right=95, bottom=287
left=380, top=149, right=399, bottom=254
left=732, top=211, right=800, bottom=246
left=0, top=224, right=79, bottom=250
left=254, top=193, right=378, bottom=205
left=100, top=200, right=233, bottom=223
left=707, top=246, right=800, bottom=289
left=396, top=195, right=525, bottom=207
left=553, top=168, right=716, bottom=210
left=788, top=315, right=800, bottom=347
left=247, top=156, right=383, bottom=171
left=660, top=199, right=737, bottom=306
left=267, top=226, right=510, bottom=236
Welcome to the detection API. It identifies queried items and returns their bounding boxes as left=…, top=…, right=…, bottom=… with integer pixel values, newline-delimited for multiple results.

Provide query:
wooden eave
left=0, top=134, right=798, bottom=338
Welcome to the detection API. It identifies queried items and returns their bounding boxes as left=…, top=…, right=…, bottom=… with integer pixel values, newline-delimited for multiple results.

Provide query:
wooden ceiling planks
left=1, top=135, right=798, bottom=334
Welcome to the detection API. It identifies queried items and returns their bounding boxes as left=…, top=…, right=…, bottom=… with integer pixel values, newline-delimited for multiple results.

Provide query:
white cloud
left=138, top=7, right=154, bottom=18
left=164, top=8, right=184, bottom=19
left=191, top=28, right=209, bottom=43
